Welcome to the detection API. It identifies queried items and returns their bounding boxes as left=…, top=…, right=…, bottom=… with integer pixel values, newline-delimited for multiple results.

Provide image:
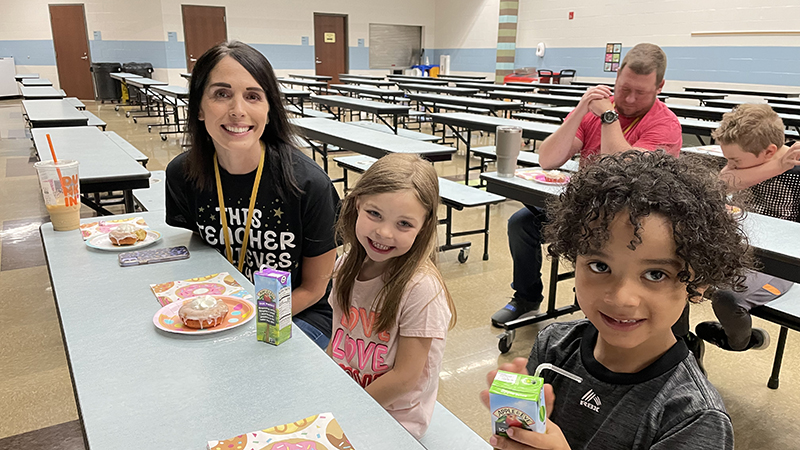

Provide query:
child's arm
left=365, top=336, right=432, bottom=407
left=720, top=144, right=800, bottom=192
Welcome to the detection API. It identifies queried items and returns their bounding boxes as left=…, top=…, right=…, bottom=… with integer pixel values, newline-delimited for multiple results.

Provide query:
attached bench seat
left=333, top=154, right=505, bottom=262
left=751, top=283, right=800, bottom=389
left=420, top=402, right=491, bottom=449
left=64, top=97, right=86, bottom=110
left=81, top=110, right=107, bottom=130
left=132, top=170, right=166, bottom=212
left=349, top=120, right=442, bottom=142
left=471, top=145, right=580, bottom=172
left=104, top=131, right=149, bottom=167
left=285, top=105, right=336, bottom=120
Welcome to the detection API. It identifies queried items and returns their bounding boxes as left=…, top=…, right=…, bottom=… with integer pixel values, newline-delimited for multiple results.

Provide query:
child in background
left=695, top=104, right=800, bottom=351
left=326, top=153, right=456, bottom=439
left=481, top=151, right=752, bottom=449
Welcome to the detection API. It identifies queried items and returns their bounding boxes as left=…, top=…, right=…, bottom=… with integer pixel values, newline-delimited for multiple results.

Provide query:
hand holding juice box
left=254, top=268, right=292, bottom=345
left=490, top=364, right=582, bottom=436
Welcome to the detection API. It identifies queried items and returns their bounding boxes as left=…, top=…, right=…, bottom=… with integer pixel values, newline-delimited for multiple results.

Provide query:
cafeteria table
left=39, top=211, right=429, bottom=449
left=31, top=126, right=150, bottom=213
left=22, top=99, right=89, bottom=128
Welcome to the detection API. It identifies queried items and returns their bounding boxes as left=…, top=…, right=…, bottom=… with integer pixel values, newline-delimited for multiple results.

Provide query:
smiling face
left=613, top=66, right=663, bottom=118
left=355, top=190, right=428, bottom=268
left=575, top=212, right=688, bottom=368
left=199, top=56, right=270, bottom=159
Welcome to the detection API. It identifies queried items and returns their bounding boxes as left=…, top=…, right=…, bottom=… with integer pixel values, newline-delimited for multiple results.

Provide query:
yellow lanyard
left=611, top=102, right=643, bottom=136
left=213, top=143, right=266, bottom=272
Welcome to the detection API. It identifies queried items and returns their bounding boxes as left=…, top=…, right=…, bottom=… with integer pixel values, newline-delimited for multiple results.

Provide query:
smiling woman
left=164, top=41, right=341, bottom=349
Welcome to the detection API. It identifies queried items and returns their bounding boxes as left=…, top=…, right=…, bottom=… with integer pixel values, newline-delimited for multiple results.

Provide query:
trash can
left=122, top=62, right=154, bottom=104
left=91, top=62, right=122, bottom=102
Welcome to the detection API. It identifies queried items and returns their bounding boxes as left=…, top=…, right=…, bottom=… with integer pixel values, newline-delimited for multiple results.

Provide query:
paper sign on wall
left=604, top=42, right=622, bottom=72
left=324, top=32, right=336, bottom=43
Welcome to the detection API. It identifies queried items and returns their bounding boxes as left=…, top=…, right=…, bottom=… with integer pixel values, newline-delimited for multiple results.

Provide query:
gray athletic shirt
left=526, top=320, right=734, bottom=449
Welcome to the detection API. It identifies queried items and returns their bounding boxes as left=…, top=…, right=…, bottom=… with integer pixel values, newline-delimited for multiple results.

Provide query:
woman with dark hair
left=165, top=41, right=339, bottom=348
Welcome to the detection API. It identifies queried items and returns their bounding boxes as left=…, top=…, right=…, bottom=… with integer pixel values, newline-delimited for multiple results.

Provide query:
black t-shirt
left=526, top=320, right=733, bottom=449
left=165, top=149, right=340, bottom=336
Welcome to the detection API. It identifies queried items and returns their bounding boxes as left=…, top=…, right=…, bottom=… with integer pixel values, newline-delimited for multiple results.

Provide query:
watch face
left=602, top=110, right=618, bottom=124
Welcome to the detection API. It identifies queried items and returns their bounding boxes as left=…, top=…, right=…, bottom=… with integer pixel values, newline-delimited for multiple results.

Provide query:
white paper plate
left=86, top=230, right=162, bottom=251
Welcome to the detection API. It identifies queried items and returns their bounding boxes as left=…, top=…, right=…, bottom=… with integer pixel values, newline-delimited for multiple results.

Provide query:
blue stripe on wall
left=4, top=39, right=799, bottom=85
left=0, top=40, right=56, bottom=65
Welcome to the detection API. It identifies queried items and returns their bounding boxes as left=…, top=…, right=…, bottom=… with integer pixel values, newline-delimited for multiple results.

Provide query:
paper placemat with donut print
left=80, top=216, right=149, bottom=241
left=207, top=412, right=355, bottom=450
left=150, top=272, right=253, bottom=307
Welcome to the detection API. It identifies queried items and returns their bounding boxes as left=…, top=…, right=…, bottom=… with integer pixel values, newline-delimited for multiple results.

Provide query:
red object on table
left=504, top=74, right=541, bottom=84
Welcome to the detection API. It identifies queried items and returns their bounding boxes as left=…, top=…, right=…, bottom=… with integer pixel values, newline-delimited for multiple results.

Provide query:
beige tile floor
left=0, top=98, right=798, bottom=447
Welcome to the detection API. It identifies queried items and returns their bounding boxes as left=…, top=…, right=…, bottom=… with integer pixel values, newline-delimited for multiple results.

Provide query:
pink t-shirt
left=573, top=96, right=683, bottom=159
left=329, top=261, right=451, bottom=439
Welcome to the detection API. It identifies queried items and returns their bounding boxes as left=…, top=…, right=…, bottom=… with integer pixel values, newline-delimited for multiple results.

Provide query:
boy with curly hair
left=482, top=150, right=751, bottom=449
left=695, top=104, right=800, bottom=352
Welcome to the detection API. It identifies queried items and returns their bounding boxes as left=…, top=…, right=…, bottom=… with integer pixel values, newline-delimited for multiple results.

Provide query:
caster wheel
left=498, top=330, right=515, bottom=353
left=133, top=118, right=138, bottom=123
left=161, top=135, right=167, bottom=141
left=115, top=106, right=119, bottom=111
left=458, top=247, right=470, bottom=264
left=125, top=112, right=130, bottom=118
left=147, top=126, right=151, bottom=132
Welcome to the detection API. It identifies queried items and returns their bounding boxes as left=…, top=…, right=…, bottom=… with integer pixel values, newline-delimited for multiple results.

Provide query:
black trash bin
left=91, top=62, right=122, bottom=102
left=121, top=62, right=155, bottom=105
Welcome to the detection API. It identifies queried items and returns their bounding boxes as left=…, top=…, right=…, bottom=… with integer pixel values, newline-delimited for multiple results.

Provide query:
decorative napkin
left=80, top=216, right=149, bottom=241
left=207, top=413, right=355, bottom=450
left=150, top=272, right=252, bottom=307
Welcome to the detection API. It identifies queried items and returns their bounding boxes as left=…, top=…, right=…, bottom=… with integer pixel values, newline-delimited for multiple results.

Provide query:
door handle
left=189, top=58, right=197, bottom=62
left=316, top=60, right=322, bottom=64
left=81, top=55, right=88, bottom=60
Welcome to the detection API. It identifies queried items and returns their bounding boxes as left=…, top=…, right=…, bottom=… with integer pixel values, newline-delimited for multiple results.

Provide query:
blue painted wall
left=4, top=38, right=799, bottom=85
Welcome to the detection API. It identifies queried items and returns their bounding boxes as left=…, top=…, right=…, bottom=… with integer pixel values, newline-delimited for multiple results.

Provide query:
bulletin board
left=604, top=43, right=622, bottom=72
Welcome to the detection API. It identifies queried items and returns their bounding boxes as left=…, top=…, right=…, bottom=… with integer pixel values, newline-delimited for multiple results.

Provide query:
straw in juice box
left=489, top=364, right=583, bottom=436
left=255, top=268, right=292, bottom=345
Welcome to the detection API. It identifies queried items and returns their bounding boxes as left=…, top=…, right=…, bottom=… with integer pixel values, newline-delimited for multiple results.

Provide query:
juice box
left=489, top=370, right=546, bottom=436
left=255, top=268, right=292, bottom=345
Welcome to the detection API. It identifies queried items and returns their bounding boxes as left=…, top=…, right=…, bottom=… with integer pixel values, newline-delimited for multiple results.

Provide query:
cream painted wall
left=516, top=0, right=800, bottom=48
left=433, top=0, right=498, bottom=49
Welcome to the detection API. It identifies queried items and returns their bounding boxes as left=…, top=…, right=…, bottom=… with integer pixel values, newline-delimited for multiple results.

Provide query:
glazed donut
left=542, top=170, right=567, bottom=183
left=178, top=295, right=229, bottom=329
left=109, top=224, right=146, bottom=245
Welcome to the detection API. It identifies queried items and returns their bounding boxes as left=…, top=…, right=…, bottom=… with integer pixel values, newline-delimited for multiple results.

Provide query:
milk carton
left=489, top=370, right=546, bottom=436
left=255, top=268, right=292, bottom=345
left=489, top=364, right=583, bottom=437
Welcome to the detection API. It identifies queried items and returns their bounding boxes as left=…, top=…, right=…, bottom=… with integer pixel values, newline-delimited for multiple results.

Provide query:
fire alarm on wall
left=569, top=11, right=574, bottom=20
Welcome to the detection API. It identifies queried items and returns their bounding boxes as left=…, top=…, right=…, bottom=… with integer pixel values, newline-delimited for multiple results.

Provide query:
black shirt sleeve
left=296, top=154, right=340, bottom=258
left=164, top=152, right=196, bottom=232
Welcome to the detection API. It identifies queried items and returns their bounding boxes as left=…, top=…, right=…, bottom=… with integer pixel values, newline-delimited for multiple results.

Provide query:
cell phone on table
left=118, top=246, right=190, bottom=267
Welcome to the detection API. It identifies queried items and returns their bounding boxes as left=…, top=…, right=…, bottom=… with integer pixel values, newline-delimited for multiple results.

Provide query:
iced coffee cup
left=34, top=160, right=81, bottom=231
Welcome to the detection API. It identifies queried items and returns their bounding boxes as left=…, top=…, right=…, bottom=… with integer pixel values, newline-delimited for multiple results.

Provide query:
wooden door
left=182, top=5, right=227, bottom=72
left=49, top=4, right=94, bottom=100
left=314, top=14, right=348, bottom=85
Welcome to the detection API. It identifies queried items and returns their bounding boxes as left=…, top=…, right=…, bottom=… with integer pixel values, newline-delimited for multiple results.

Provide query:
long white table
left=20, top=85, right=66, bottom=99
left=40, top=212, right=429, bottom=449
left=31, top=126, right=150, bottom=213
left=22, top=99, right=89, bottom=128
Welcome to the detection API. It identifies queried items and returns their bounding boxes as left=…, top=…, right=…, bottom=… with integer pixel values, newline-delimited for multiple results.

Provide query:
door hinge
left=223, top=15, right=226, bottom=23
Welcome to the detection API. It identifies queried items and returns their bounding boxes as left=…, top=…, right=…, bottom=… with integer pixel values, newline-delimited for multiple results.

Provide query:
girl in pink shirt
left=326, top=153, right=457, bottom=439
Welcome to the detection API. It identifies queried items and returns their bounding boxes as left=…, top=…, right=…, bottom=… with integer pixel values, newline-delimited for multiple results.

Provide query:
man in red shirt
left=495, top=44, right=698, bottom=359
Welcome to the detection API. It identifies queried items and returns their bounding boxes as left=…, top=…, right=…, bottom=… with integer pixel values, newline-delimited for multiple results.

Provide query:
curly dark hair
left=544, top=150, right=754, bottom=301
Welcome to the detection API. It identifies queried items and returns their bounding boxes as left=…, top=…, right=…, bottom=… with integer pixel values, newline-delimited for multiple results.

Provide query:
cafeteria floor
left=1, top=98, right=798, bottom=449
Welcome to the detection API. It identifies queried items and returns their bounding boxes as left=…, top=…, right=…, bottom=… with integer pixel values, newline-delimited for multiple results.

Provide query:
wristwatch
left=601, top=110, right=619, bottom=125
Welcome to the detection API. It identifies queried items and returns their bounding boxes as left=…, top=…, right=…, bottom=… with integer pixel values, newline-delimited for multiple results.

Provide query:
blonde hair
left=712, top=103, right=785, bottom=155
left=619, top=43, right=667, bottom=86
left=334, top=154, right=456, bottom=333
